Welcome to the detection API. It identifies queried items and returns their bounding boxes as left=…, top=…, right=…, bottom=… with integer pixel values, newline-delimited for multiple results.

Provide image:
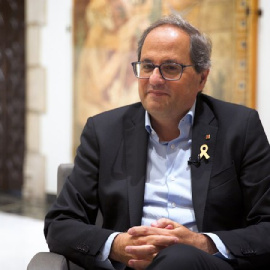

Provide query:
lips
left=146, top=90, right=169, bottom=96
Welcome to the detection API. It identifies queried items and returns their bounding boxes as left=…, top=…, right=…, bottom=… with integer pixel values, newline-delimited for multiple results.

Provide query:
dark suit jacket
left=45, top=93, right=270, bottom=270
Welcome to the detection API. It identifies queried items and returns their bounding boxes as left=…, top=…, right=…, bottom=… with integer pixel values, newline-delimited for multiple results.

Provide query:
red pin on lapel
left=205, top=134, right=210, bottom=140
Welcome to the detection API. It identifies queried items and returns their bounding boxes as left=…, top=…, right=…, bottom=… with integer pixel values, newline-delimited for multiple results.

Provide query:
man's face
left=138, top=25, right=209, bottom=122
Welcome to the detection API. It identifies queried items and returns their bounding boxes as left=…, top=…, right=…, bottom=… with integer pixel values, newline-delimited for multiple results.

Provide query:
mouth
left=146, top=90, right=169, bottom=96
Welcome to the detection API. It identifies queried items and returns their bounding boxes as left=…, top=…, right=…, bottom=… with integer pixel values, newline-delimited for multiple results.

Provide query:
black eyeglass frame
left=131, top=61, right=194, bottom=81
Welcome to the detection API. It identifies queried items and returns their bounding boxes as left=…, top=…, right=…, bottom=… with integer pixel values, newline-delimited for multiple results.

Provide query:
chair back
left=57, top=163, right=103, bottom=227
left=57, top=164, right=74, bottom=196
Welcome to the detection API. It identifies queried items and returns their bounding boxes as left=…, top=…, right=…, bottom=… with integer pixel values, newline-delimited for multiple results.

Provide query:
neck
left=151, top=116, right=180, bottom=142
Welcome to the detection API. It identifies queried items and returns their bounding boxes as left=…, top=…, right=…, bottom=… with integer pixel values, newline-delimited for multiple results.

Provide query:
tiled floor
left=0, top=193, right=51, bottom=270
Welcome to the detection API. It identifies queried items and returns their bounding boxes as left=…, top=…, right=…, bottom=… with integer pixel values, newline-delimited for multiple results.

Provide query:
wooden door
left=0, top=0, right=25, bottom=194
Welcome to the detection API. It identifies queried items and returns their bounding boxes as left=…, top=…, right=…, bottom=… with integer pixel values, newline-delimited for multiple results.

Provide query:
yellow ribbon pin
left=199, top=144, right=210, bottom=160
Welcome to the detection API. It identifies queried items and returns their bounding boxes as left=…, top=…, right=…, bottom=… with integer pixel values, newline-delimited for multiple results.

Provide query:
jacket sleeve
left=215, top=110, right=270, bottom=269
left=44, top=117, right=115, bottom=270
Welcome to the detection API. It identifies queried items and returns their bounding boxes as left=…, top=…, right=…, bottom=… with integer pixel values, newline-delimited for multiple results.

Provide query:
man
left=45, top=15, right=270, bottom=270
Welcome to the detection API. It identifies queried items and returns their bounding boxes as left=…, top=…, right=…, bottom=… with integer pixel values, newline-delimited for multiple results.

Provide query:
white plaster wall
left=41, top=0, right=73, bottom=194
left=257, top=0, right=270, bottom=141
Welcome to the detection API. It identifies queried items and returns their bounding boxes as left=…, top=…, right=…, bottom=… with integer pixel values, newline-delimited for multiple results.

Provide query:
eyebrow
left=140, top=58, right=152, bottom=63
left=141, top=58, right=184, bottom=65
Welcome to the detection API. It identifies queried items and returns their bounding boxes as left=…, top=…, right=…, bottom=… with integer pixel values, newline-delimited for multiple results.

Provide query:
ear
left=199, top=69, right=210, bottom=89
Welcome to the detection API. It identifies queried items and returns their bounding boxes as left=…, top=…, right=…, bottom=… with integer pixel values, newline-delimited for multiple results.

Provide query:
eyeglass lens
left=134, top=62, right=183, bottom=80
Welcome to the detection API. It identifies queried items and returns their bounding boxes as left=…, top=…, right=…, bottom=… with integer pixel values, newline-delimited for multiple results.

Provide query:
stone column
left=23, top=0, right=47, bottom=203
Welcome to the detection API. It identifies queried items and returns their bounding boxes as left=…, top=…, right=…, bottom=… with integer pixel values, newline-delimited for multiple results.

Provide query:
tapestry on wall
left=73, top=0, right=258, bottom=151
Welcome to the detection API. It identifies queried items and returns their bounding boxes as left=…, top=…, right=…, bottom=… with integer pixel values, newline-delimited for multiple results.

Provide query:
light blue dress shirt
left=96, top=103, right=231, bottom=269
left=141, top=104, right=197, bottom=231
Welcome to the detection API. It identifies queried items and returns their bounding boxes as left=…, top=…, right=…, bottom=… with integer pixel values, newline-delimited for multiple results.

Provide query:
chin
left=146, top=104, right=168, bottom=116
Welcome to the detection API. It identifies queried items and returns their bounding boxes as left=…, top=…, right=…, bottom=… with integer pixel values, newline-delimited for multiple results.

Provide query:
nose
left=149, top=67, right=165, bottom=84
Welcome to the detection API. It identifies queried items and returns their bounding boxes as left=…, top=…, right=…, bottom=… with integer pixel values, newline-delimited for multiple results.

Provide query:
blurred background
left=0, top=0, right=269, bottom=269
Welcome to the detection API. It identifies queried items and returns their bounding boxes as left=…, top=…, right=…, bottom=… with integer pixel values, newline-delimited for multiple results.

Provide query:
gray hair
left=137, top=14, right=212, bottom=73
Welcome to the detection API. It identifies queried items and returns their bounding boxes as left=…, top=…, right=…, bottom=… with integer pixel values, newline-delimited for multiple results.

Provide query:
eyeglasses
left=131, top=61, right=194, bottom=81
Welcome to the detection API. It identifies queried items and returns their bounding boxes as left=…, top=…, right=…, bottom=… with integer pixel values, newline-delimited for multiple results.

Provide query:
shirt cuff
left=96, top=232, right=125, bottom=270
left=203, top=232, right=234, bottom=260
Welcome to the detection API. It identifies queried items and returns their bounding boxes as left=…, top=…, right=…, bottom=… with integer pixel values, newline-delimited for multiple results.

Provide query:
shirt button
left=170, top=144, right=175, bottom=149
left=170, top=176, right=176, bottom=181
left=171, top=202, right=176, bottom=208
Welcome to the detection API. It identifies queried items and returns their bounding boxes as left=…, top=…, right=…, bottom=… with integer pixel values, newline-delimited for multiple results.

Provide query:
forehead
left=141, top=25, right=191, bottom=62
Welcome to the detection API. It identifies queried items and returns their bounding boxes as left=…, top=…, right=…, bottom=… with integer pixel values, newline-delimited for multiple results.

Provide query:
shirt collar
left=145, top=101, right=196, bottom=135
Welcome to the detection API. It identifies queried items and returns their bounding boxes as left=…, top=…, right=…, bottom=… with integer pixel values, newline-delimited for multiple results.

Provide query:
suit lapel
left=191, top=95, right=218, bottom=231
left=124, top=106, right=148, bottom=227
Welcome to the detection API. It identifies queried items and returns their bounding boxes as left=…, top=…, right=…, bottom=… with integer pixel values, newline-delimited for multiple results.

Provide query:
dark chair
left=27, top=164, right=84, bottom=270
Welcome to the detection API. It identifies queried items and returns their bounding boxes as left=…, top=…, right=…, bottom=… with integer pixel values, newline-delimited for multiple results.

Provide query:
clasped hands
left=109, top=218, right=217, bottom=270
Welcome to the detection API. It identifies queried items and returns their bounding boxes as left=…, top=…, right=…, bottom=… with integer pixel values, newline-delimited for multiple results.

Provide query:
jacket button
left=76, top=244, right=89, bottom=253
left=241, top=247, right=256, bottom=256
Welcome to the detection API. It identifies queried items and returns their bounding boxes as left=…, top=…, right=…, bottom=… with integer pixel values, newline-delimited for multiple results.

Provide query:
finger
left=125, top=244, right=157, bottom=259
left=128, top=225, right=169, bottom=236
left=128, top=259, right=152, bottom=270
left=125, top=245, right=157, bottom=257
left=165, top=224, right=174, bottom=229
left=131, top=235, right=178, bottom=247
left=125, top=245, right=161, bottom=260
left=154, top=218, right=179, bottom=228
left=128, top=226, right=154, bottom=236
left=147, top=235, right=178, bottom=246
left=128, top=225, right=177, bottom=237
left=151, top=221, right=174, bottom=229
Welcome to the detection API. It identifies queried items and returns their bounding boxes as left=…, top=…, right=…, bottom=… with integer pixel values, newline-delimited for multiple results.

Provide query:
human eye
left=162, top=63, right=181, bottom=74
left=141, top=62, right=154, bottom=73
